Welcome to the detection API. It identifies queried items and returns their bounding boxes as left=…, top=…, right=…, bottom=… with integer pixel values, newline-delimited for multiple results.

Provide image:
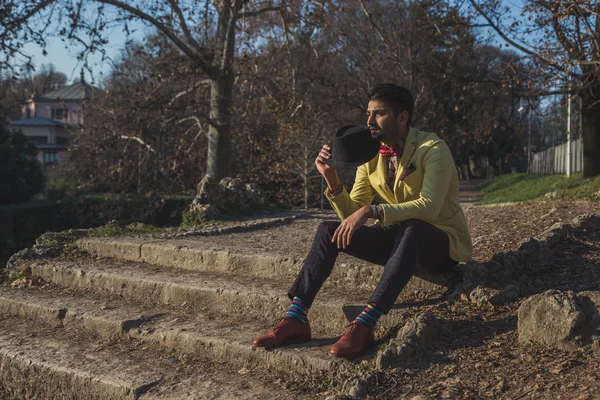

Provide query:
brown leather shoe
left=252, top=317, right=311, bottom=349
left=329, top=322, right=374, bottom=359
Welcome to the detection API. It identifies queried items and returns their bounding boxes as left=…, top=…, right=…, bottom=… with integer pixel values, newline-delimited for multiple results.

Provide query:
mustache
left=369, top=125, right=380, bottom=130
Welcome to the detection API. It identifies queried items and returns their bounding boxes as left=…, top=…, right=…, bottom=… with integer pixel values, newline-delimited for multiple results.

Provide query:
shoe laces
left=269, top=317, right=290, bottom=333
left=344, top=321, right=361, bottom=336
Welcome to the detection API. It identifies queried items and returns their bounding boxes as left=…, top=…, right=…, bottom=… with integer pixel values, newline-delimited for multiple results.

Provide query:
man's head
left=366, top=84, right=414, bottom=144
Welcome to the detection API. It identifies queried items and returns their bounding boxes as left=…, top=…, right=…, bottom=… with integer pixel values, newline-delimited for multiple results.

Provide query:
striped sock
left=286, top=297, right=309, bottom=323
left=355, top=303, right=382, bottom=330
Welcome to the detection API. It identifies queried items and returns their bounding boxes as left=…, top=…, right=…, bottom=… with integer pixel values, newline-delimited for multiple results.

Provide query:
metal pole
left=527, top=99, right=531, bottom=174
left=552, top=95, right=556, bottom=174
left=566, top=76, right=572, bottom=177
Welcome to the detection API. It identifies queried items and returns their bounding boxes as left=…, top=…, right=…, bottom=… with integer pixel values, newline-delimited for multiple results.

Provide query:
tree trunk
left=206, top=0, right=240, bottom=180
left=581, top=85, right=600, bottom=178
left=207, top=74, right=233, bottom=179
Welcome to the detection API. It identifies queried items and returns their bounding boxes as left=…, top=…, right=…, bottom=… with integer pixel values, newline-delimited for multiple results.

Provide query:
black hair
left=367, top=83, right=414, bottom=127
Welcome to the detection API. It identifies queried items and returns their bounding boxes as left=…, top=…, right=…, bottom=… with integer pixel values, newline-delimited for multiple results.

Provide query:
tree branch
left=118, top=135, right=156, bottom=153
left=3, top=0, right=55, bottom=31
left=236, top=6, right=281, bottom=19
left=469, top=0, right=580, bottom=79
left=357, top=0, right=408, bottom=76
left=95, top=0, right=216, bottom=77
left=166, top=0, right=205, bottom=54
left=167, top=79, right=211, bottom=107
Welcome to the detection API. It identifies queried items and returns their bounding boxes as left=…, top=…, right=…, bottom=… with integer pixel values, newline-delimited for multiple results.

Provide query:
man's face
left=366, top=99, right=407, bottom=142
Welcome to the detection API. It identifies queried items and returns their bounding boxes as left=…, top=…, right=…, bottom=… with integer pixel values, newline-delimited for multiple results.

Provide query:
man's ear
left=397, top=111, right=409, bottom=125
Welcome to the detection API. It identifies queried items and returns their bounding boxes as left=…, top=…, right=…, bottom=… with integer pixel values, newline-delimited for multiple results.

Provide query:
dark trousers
left=288, top=219, right=458, bottom=313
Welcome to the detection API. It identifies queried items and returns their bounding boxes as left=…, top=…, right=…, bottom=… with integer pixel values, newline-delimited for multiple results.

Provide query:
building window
left=28, top=136, right=48, bottom=144
left=44, top=152, right=59, bottom=163
left=56, top=136, right=68, bottom=145
left=54, top=108, right=68, bottom=120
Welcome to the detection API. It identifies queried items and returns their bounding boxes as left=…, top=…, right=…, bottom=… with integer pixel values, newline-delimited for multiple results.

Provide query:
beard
left=370, top=130, right=383, bottom=139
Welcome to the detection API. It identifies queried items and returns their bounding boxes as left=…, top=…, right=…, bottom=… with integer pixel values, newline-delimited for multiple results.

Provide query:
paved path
left=459, top=179, right=484, bottom=206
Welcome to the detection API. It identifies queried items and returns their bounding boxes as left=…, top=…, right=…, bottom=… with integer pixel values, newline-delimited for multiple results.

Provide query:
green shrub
left=0, top=117, right=45, bottom=205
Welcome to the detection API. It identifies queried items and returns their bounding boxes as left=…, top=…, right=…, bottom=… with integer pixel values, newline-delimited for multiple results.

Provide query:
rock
left=470, top=283, right=520, bottom=307
left=397, top=311, right=439, bottom=345
left=6, top=248, right=38, bottom=269
left=245, top=183, right=266, bottom=206
left=346, top=378, right=368, bottom=399
left=541, top=222, right=572, bottom=244
left=220, top=177, right=244, bottom=192
left=185, top=175, right=267, bottom=222
left=376, top=311, right=438, bottom=369
left=517, top=290, right=600, bottom=350
left=571, top=214, right=600, bottom=231
left=376, top=343, right=414, bottom=369
left=469, top=287, right=501, bottom=307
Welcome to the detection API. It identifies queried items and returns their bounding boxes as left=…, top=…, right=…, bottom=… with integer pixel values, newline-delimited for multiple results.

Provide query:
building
left=9, top=78, right=103, bottom=168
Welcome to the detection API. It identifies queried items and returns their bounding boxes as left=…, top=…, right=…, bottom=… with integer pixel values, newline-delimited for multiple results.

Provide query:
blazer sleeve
left=325, top=164, right=376, bottom=221
left=380, top=141, right=453, bottom=224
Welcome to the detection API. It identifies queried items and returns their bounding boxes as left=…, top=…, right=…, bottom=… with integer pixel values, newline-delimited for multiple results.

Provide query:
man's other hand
left=315, top=144, right=334, bottom=177
left=332, top=206, right=372, bottom=249
left=315, top=144, right=341, bottom=192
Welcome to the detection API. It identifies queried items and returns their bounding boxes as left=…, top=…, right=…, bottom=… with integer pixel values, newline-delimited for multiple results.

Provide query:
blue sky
left=21, top=21, right=148, bottom=86
left=21, top=1, right=533, bottom=86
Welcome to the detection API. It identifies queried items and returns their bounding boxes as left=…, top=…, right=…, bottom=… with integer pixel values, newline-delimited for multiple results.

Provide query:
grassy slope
left=476, top=173, right=600, bottom=204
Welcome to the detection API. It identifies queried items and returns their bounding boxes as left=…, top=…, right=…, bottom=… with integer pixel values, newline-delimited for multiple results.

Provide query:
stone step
left=0, top=312, right=293, bottom=400
left=78, top=236, right=452, bottom=294
left=0, top=285, right=153, bottom=337
left=24, top=257, right=415, bottom=335
left=0, top=284, right=359, bottom=388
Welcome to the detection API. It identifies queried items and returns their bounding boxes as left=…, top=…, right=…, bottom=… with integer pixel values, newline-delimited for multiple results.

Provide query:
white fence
left=530, top=138, right=583, bottom=174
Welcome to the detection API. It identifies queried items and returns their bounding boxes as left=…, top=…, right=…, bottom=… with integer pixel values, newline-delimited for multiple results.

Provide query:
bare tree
left=470, top=0, right=600, bottom=177
left=1, top=0, right=284, bottom=180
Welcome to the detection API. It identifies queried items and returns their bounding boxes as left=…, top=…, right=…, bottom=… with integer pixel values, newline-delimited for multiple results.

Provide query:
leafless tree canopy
left=2, top=0, right=596, bottom=206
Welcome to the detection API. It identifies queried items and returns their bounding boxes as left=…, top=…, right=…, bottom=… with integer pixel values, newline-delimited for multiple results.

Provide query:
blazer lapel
left=394, top=128, right=419, bottom=192
left=374, top=153, right=396, bottom=204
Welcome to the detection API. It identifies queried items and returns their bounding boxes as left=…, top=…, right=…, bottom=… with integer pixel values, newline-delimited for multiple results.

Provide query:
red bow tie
left=379, top=143, right=403, bottom=158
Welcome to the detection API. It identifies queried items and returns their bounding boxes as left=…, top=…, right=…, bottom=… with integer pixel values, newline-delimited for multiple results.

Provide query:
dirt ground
left=192, top=200, right=600, bottom=399
left=5, top=200, right=599, bottom=399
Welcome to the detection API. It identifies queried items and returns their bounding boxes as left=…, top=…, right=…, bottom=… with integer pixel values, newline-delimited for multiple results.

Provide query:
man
left=252, top=83, right=472, bottom=358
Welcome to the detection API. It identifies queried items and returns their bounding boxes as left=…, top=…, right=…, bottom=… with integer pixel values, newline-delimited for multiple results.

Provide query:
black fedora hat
left=326, top=125, right=380, bottom=170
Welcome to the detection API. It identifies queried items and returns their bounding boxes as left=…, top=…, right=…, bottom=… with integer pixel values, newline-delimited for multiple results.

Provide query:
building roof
left=36, top=143, right=67, bottom=150
left=9, top=117, right=65, bottom=127
left=37, top=81, right=104, bottom=102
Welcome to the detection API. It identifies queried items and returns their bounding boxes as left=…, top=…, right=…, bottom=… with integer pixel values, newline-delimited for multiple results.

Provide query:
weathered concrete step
left=25, top=257, right=414, bottom=335
left=0, top=312, right=303, bottom=400
left=0, top=313, right=161, bottom=400
left=0, top=285, right=153, bottom=336
left=0, top=284, right=358, bottom=386
left=78, top=237, right=452, bottom=293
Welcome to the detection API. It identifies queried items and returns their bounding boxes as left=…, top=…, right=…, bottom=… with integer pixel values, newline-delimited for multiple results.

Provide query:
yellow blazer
left=326, top=127, right=472, bottom=262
